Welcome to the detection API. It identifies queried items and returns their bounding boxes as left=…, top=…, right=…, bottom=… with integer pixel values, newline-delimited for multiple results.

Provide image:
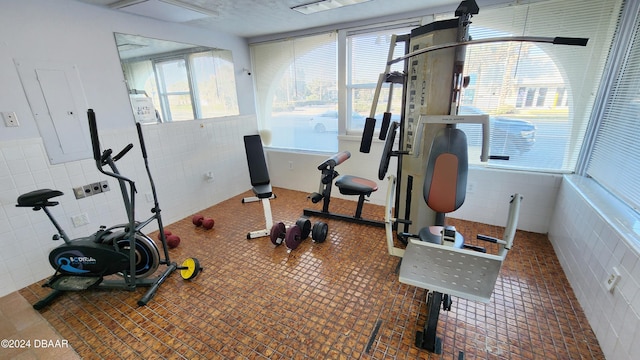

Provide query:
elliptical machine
left=17, top=109, right=202, bottom=310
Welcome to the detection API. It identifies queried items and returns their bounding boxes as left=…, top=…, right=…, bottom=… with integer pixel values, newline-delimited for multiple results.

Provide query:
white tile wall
left=0, top=115, right=257, bottom=297
left=267, top=136, right=562, bottom=233
left=549, top=175, right=640, bottom=360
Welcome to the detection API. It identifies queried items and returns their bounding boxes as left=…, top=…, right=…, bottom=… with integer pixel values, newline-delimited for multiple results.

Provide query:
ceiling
left=74, top=0, right=463, bottom=39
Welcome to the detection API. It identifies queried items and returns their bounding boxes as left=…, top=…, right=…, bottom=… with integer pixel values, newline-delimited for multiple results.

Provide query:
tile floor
left=5, top=187, right=603, bottom=359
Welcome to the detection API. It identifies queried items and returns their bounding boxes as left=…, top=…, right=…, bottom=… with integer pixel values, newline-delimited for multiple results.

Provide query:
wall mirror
left=114, top=33, right=239, bottom=124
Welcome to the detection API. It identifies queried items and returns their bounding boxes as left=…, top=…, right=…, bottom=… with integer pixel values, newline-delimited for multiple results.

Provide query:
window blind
left=587, top=0, right=640, bottom=213
left=250, top=32, right=338, bottom=152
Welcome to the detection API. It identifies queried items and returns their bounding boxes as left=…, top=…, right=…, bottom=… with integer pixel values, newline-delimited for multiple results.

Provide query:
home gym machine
left=359, top=0, right=588, bottom=355
left=17, top=109, right=202, bottom=310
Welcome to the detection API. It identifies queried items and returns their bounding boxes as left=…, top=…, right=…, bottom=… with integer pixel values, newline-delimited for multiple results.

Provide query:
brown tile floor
left=10, top=187, right=603, bottom=359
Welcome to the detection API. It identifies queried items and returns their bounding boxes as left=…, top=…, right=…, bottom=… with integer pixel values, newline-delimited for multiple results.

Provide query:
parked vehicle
left=309, top=110, right=364, bottom=132
left=309, top=111, right=399, bottom=132
left=308, top=106, right=536, bottom=156
left=458, top=106, right=536, bottom=156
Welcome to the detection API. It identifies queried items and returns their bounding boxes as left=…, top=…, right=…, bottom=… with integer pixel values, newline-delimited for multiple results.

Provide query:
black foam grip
left=553, top=37, right=588, bottom=46
left=113, top=143, right=134, bottom=162
left=378, top=121, right=398, bottom=180
left=359, top=117, right=376, bottom=153
left=87, top=109, right=101, bottom=162
left=136, top=122, right=148, bottom=159
left=379, top=113, right=391, bottom=140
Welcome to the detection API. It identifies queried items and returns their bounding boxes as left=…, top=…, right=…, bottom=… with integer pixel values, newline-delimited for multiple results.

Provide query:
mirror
left=114, top=33, right=239, bottom=124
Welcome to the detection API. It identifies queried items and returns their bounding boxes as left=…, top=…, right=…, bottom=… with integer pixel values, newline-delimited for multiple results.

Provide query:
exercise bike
left=17, top=109, right=202, bottom=310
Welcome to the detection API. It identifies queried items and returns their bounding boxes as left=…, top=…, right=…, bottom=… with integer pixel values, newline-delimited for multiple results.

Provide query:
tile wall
left=548, top=175, right=640, bottom=360
left=0, top=115, right=257, bottom=297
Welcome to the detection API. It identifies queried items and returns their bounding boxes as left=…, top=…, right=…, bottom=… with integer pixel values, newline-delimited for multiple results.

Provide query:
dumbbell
left=269, top=217, right=312, bottom=252
left=157, top=230, right=180, bottom=249
left=192, top=214, right=214, bottom=229
left=269, top=217, right=328, bottom=251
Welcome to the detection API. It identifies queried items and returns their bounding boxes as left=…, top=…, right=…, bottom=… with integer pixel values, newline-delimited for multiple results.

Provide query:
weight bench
left=242, top=134, right=276, bottom=239
left=304, top=151, right=384, bottom=227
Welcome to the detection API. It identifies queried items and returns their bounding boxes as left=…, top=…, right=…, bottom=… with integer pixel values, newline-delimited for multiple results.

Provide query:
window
left=249, top=0, right=619, bottom=165
left=251, top=32, right=338, bottom=152
left=585, top=0, right=640, bottom=213
left=155, top=58, right=194, bottom=121
left=346, top=27, right=414, bottom=133
left=448, top=0, right=621, bottom=171
left=121, top=49, right=239, bottom=123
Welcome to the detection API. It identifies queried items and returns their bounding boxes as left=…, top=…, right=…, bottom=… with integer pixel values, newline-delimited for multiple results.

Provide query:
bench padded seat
left=335, top=175, right=378, bottom=196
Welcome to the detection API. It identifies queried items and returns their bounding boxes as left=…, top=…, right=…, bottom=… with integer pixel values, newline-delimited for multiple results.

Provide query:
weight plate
left=296, top=217, right=312, bottom=240
left=284, top=225, right=302, bottom=251
left=312, top=222, right=329, bottom=243
left=270, top=222, right=286, bottom=246
left=180, top=257, right=201, bottom=280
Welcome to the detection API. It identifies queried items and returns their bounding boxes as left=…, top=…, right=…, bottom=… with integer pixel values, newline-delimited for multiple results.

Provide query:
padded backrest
left=423, top=127, right=468, bottom=213
left=244, top=135, right=270, bottom=186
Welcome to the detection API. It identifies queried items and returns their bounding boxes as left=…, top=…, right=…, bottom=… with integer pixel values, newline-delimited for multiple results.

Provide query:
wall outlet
left=2, top=112, right=19, bottom=127
left=145, top=193, right=154, bottom=203
left=205, top=171, right=214, bottom=182
left=99, top=180, right=110, bottom=192
left=605, top=267, right=621, bottom=292
left=82, top=184, right=93, bottom=196
left=71, top=213, right=89, bottom=227
left=90, top=182, right=102, bottom=194
left=288, top=161, right=294, bottom=170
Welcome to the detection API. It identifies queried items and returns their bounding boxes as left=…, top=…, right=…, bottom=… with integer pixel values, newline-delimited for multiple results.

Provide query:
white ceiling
left=74, top=0, right=463, bottom=39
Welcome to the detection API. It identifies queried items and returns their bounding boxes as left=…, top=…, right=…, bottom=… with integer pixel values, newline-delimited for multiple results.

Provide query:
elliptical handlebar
left=86, top=109, right=135, bottom=185
left=112, top=143, right=134, bottom=162
left=136, top=122, right=148, bottom=159
left=88, top=109, right=102, bottom=163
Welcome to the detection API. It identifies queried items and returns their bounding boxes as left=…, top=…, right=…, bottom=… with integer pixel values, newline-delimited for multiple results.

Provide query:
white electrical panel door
left=15, top=60, right=90, bottom=164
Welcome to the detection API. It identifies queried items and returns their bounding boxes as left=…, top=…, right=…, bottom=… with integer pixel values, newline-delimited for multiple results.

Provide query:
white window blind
left=346, top=26, right=415, bottom=133
left=587, top=2, right=640, bottom=213
left=250, top=32, right=338, bottom=152
left=440, top=0, right=620, bottom=171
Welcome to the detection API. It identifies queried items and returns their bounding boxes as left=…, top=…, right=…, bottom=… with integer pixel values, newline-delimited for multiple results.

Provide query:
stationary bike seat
left=17, top=189, right=64, bottom=207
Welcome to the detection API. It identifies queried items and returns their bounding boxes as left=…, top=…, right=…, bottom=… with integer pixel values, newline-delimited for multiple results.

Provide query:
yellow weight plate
left=180, top=257, right=201, bottom=280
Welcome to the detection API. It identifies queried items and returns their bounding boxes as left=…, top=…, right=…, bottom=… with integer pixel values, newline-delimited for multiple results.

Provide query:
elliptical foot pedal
left=48, top=275, right=103, bottom=291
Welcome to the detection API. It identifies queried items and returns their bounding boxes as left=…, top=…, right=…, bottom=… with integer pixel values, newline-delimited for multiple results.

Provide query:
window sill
left=565, top=174, right=640, bottom=254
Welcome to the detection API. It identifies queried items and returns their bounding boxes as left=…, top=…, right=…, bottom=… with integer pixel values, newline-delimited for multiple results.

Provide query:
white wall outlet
left=145, top=193, right=154, bottom=203
left=605, top=267, right=621, bottom=292
left=2, top=112, right=19, bottom=127
left=288, top=161, right=294, bottom=170
left=71, top=213, right=89, bottom=227
left=82, top=184, right=93, bottom=196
